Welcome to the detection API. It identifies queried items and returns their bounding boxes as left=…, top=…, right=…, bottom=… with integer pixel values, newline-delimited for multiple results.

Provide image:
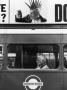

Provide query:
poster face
left=0, top=0, right=9, bottom=23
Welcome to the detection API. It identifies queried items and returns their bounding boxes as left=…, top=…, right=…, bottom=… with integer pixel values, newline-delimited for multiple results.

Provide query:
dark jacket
left=15, top=14, right=47, bottom=23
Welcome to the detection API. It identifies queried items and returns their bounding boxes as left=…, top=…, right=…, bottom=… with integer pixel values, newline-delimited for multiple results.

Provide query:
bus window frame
left=2, top=43, right=61, bottom=71
left=63, top=44, right=67, bottom=70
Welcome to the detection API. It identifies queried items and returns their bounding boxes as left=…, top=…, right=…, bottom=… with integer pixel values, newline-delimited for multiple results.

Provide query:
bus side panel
left=6, top=35, right=61, bottom=44
left=63, top=72, right=67, bottom=90
left=0, top=71, right=63, bottom=90
left=0, top=72, right=5, bottom=89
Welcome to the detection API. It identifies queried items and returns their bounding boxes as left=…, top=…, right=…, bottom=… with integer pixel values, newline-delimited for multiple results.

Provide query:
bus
left=0, top=29, right=67, bottom=90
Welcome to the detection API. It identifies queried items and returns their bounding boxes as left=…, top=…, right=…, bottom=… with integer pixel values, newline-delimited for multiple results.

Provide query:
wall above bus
left=0, top=29, right=66, bottom=34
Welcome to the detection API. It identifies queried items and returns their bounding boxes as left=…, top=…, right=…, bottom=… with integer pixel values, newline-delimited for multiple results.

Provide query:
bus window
left=7, top=44, right=59, bottom=69
left=64, top=45, right=67, bottom=68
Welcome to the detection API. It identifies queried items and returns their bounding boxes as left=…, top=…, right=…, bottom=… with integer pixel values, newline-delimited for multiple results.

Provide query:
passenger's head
left=36, top=53, right=47, bottom=67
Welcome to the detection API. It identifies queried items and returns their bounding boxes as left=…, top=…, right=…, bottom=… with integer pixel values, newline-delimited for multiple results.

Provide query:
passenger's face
left=37, top=54, right=46, bottom=66
left=36, top=59, right=42, bottom=66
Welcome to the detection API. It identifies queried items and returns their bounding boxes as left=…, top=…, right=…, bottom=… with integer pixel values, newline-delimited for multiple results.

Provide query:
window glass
left=0, top=44, right=3, bottom=69
left=7, top=44, right=59, bottom=69
left=64, top=45, right=67, bottom=68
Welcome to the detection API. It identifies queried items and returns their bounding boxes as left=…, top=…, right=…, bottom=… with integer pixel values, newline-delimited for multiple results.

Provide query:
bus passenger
left=36, top=53, right=49, bottom=69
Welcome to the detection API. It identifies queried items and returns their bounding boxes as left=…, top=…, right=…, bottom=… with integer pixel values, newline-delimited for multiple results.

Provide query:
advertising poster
left=0, top=0, right=67, bottom=24
left=10, top=0, right=67, bottom=24
left=0, top=0, right=9, bottom=23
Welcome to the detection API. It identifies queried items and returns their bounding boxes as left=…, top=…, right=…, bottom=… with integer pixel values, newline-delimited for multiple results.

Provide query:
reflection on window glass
left=0, top=55, right=3, bottom=69
left=8, top=53, right=16, bottom=68
left=0, top=44, right=3, bottom=69
left=7, top=44, right=59, bottom=69
left=64, top=45, right=67, bottom=68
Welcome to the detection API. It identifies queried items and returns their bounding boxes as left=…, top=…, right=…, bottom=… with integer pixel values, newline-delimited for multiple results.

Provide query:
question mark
left=1, top=14, right=6, bottom=22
